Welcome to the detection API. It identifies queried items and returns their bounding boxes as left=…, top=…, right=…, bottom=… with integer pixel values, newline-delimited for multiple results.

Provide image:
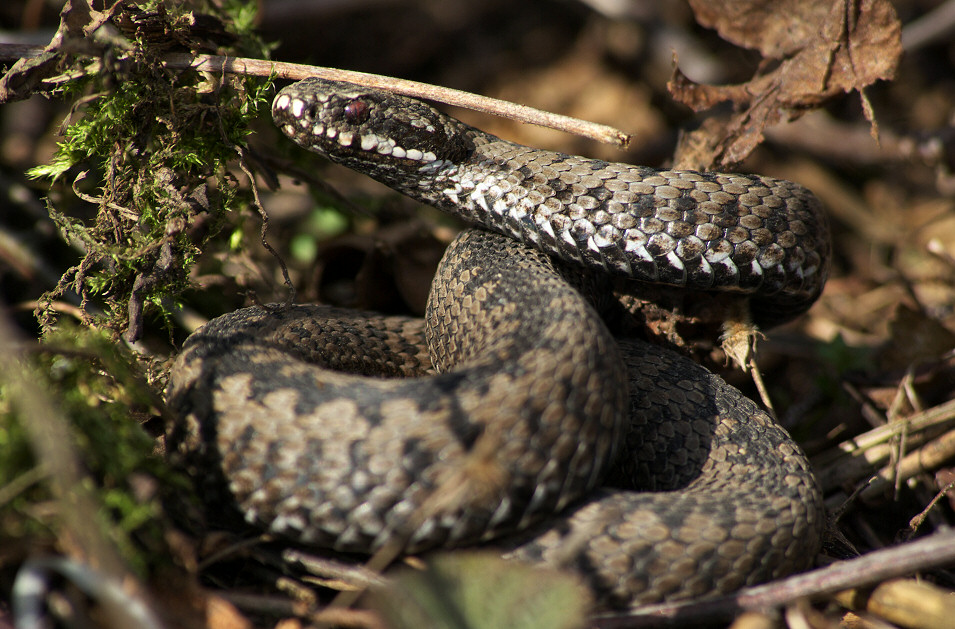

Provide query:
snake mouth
left=274, top=91, right=439, bottom=163
left=271, top=79, right=472, bottom=171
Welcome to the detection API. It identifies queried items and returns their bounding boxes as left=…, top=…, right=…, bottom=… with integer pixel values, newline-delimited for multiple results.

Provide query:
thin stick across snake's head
left=273, top=79, right=479, bottom=187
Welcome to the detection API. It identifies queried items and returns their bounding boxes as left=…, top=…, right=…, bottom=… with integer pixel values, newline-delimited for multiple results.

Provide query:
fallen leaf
left=671, top=0, right=902, bottom=169
left=876, top=304, right=955, bottom=370
left=690, top=0, right=840, bottom=58
left=0, top=0, right=120, bottom=102
left=365, top=552, right=590, bottom=629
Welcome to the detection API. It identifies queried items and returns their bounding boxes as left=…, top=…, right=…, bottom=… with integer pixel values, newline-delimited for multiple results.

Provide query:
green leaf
left=366, top=552, right=591, bottom=629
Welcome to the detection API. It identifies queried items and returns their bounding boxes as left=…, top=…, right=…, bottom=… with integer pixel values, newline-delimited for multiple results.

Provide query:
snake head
left=273, top=78, right=476, bottom=182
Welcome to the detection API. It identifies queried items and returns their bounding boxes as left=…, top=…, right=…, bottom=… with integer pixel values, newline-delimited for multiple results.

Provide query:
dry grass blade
left=813, top=398, right=955, bottom=492
left=0, top=311, right=127, bottom=579
left=282, top=549, right=388, bottom=591
left=859, top=427, right=955, bottom=501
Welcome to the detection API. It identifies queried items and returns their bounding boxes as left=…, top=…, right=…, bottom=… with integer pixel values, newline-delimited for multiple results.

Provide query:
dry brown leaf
left=0, top=0, right=120, bottom=102
left=876, top=304, right=955, bottom=370
left=671, top=0, right=902, bottom=169
left=690, top=0, right=836, bottom=58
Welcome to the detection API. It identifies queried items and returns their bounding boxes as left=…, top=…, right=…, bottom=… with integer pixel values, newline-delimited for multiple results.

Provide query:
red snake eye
left=344, top=99, right=370, bottom=125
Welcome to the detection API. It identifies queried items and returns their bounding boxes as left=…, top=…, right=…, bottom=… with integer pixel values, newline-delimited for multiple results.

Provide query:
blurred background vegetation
left=1, top=1, right=954, bottom=627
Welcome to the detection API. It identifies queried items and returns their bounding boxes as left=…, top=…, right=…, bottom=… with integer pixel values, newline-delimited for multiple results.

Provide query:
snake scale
left=166, top=78, right=829, bottom=608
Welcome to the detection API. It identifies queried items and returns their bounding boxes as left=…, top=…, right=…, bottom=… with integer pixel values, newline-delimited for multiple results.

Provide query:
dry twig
left=0, top=43, right=631, bottom=147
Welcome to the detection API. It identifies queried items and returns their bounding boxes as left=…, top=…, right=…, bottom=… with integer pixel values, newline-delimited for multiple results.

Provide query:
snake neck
left=273, top=78, right=830, bottom=326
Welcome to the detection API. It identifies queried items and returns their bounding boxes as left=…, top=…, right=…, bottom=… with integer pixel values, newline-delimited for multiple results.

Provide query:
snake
left=166, top=78, right=829, bottom=609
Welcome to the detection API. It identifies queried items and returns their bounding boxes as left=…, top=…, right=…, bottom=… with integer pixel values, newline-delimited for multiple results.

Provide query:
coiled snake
left=167, top=79, right=829, bottom=608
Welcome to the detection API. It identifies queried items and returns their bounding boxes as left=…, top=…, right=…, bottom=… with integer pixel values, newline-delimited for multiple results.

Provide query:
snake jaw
left=273, top=79, right=476, bottom=185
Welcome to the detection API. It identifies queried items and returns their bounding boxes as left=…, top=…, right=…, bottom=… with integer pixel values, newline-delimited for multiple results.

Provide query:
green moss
left=29, top=0, right=275, bottom=342
left=6, top=0, right=278, bottom=578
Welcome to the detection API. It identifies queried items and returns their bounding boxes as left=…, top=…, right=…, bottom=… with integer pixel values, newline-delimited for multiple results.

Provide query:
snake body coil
left=167, top=79, right=828, bottom=607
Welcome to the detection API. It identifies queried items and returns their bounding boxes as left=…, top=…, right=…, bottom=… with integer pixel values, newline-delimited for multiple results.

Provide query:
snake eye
left=344, top=99, right=370, bottom=125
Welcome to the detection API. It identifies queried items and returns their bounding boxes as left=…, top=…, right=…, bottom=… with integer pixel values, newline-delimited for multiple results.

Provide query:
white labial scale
left=360, top=134, right=378, bottom=151
left=418, top=159, right=449, bottom=175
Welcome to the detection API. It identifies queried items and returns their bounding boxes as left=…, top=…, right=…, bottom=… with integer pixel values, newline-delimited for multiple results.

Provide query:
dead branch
left=0, top=43, right=631, bottom=147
